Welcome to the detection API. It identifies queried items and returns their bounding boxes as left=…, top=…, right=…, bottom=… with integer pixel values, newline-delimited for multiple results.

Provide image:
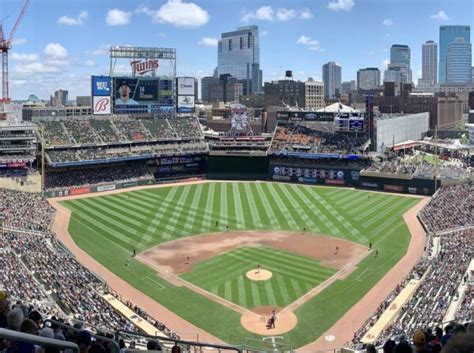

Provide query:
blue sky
left=2, top=0, right=473, bottom=100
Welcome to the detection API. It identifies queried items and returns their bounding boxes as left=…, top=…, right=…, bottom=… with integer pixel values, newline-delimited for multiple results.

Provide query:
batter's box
left=355, top=268, right=374, bottom=282
left=142, top=276, right=166, bottom=290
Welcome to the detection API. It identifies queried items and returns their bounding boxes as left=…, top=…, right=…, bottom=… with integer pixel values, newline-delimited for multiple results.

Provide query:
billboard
left=113, top=77, right=174, bottom=114
left=276, top=111, right=335, bottom=122
left=177, top=77, right=195, bottom=96
left=177, top=95, right=195, bottom=113
left=91, top=76, right=111, bottom=96
left=93, top=96, right=111, bottom=115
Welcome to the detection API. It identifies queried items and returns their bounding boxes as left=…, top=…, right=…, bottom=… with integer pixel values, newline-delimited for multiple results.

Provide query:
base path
left=296, top=196, right=430, bottom=352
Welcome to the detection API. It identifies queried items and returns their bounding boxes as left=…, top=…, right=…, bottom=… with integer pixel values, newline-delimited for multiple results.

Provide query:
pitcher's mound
left=246, top=269, right=272, bottom=281
left=241, top=306, right=297, bottom=335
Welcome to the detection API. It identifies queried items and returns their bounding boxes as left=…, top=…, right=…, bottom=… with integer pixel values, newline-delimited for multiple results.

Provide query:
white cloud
left=153, top=0, right=209, bottom=28
left=260, top=30, right=269, bottom=37
left=383, top=59, right=390, bottom=68
left=275, top=8, right=296, bottom=21
left=297, top=35, right=323, bottom=51
left=11, top=53, right=39, bottom=62
left=368, top=50, right=376, bottom=56
left=85, top=44, right=110, bottom=56
left=85, top=60, right=96, bottom=67
left=106, top=9, right=132, bottom=26
left=13, top=62, right=61, bottom=74
left=44, top=43, right=68, bottom=58
left=10, top=80, right=27, bottom=86
left=242, top=6, right=273, bottom=22
left=382, top=18, right=393, bottom=26
left=12, top=38, right=27, bottom=46
left=430, top=10, right=449, bottom=21
left=242, top=6, right=311, bottom=22
left=198, top=37, right=218, bottom=47
left=299, top=8, right=313, bottom=20
left=327, top=0, right=354, bottom=12
left=58, top=11, right=88, bottom=25
left=135, top=4, right=154, bottom=16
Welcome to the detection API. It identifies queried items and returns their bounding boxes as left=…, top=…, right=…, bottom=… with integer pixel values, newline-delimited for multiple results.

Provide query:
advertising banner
left=177, top=95, right=195, bottom=113
left=93, top=96, right=111, bottom=115
left=176, top=77, right=195, bottom=96
left=277, top=111, right=335, bottom=122
left=383, top=184, right=404, bottom=192
left=70, top=187, right=91, bottom=196
left=325, top=179, right=345, bottom=185
left=97, top=184, right=116, bottom=192
left=91, top=76, right=111, bottom=96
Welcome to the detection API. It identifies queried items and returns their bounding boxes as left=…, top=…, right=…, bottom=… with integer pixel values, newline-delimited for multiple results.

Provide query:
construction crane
left=0, top=0, right=30, bottom=103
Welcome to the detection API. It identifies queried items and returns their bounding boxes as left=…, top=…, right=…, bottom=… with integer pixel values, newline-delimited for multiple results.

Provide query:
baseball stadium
left=1, top=46, right=473, bottom=353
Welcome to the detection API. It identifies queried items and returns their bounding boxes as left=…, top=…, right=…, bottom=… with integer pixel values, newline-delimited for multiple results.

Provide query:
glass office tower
left=439, top=25, right=470, bottom=84
left=217, top=26, right=262, bottom=94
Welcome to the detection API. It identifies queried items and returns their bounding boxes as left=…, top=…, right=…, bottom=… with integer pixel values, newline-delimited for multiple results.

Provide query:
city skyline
left=2, top=0, right=473, bottom=99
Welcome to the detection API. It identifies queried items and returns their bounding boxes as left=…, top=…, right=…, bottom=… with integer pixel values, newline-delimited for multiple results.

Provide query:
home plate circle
left=325, top=335, right=336, bottom=342
left=246, top=269, right=272, bottom=281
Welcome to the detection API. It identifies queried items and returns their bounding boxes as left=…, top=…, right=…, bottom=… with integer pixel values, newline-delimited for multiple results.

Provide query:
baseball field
left=60, top=181, right=420, bottom=348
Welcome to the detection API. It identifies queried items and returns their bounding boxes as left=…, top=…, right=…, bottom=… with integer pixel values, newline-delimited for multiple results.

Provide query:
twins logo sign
left=93, top=96, right=111, bottom=115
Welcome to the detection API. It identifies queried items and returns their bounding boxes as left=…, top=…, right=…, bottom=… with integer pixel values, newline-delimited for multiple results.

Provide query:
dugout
left=205, top=155, right=269, bottom=180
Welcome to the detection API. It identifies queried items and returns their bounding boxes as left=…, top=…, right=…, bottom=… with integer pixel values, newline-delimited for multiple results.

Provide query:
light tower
left=0, top=0, right=30, bottom=103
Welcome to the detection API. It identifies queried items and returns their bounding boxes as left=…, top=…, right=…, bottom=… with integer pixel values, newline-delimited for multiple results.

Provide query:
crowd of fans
left=45, top=163, right=154, bottom=190
left=37, top=117, right=203, bottom=147
left=0, top=189, right=54, bottom=231
left=0, top=190, right=181, bottom=347
left=269, top=123, right=368, bottom=155
left=46, top=141, right=208, bottom=165
left=362, top=153, right=472, bottom=181
left=419, top=185, right=473, bottom=233
left=350, top=183, right=473, bottom=351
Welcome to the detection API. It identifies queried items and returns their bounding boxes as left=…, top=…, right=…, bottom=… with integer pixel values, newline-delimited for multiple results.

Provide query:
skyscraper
left=422, top=41, right=438, bottom=85
left=389, top=44, right=412, bottom=83
left=322, top=62, right=341, bottom=99
left=439, top=25, right=470, bottom=84
left=446, top=38, right=472, bottom=84
left=357, top=68, right=381, bottom=90
left=217, top=26, right=262, bottom=95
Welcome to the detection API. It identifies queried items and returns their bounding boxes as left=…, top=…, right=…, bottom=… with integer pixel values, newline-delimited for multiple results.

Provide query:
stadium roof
left=317, top=102, right=357, bottom=113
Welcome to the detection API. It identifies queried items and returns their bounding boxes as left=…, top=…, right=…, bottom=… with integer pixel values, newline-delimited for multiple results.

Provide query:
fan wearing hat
left=116, top=81, right=138, bottom=105
left=413, top=330, right=431, bottom=353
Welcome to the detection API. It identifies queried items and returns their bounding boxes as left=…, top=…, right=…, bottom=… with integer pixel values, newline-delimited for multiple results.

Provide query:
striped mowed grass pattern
left=62, top=182, right=415, bottom=252
left=180, top=246, right=336, bottom=308
left=62, top=182, right=420, bottom=348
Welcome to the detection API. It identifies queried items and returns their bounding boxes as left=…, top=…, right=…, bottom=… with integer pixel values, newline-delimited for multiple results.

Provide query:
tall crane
left=0, top=0, right=30, bottom=103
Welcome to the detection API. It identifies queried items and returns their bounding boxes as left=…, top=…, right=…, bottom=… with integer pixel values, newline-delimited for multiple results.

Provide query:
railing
left=0, top=328, right=79, bottom=353
left=115, top=330, right=242, bottom=353
left=44, top=319, right=120, bottom=353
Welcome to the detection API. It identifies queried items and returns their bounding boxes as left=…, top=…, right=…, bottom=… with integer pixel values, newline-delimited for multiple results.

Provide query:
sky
left=2, top=0, right=474, bottom=100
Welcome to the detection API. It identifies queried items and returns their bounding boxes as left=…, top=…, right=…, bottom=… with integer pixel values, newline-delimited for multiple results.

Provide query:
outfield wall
left=268, top=162, right=441, bottom=195
left=206, top=156, right=269, bottom=180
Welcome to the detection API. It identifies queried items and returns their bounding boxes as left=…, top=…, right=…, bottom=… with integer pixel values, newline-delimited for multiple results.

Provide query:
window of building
left=228, top=39, right=232, bottom=51
left=248, top=33, right=252, bottom=48
left=240, top=37, right=244, bottom=50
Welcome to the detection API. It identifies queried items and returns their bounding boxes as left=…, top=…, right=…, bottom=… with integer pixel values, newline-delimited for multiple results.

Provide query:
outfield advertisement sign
left=177, top=95, right=195, bottom=113
left=176, top=77, right=195, bottom=96
left=93, top=96, right=111, bottom=115
left=91, top=76, right=111, bottom=96
left=97, top=184, right=116, bottom=192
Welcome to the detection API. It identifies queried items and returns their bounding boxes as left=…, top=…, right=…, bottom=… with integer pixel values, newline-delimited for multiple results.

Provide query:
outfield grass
left=181, top=246, right=336, bottom=308
left=62, top=181, right=420, bottom=348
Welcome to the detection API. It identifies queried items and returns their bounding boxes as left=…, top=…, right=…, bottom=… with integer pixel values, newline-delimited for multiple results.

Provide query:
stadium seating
left=269, top=123, right=368, bottom=155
